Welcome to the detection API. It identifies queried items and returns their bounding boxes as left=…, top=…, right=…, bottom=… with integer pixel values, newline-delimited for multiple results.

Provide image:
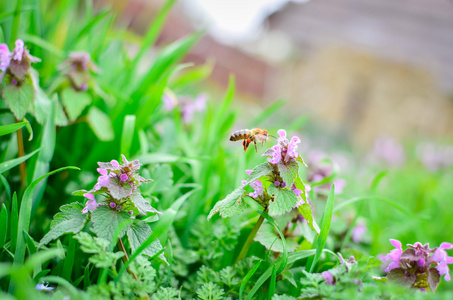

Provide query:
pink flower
left=249, top=180, right=263, bottom=199
left=384, top=239, right=403, bottom=272
left=267, top=145, right=281, bottom=164
left=351, top=224, right=366, bottom=243
left=284, top=136, right=301, bottom=162
left=120, top=174, right=128, bottom=182
left=432, top=242, right=453, bottom=281
left=246, top=170, right=252, bottom=175
left=82, top=193, right=97, bottom=214
left=322, top=271, right=335, bottom=285
left=0, top=43, right=11, bottom=71
left=13, top=40, right=24, bottom=61
left=111, top=160, right=120, bottom=168
left=162, top=93, right=177, bottom=111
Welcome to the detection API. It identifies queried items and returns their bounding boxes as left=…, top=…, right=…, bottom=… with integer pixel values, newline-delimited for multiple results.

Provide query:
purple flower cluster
left=382, top=239, right=453, bottom=290
left=59, top=51, right=99, bottom=91
left=0, top=39, right=40, bottom=81
left=265, top=130, right=301, bottom=165
left=162, top=93, right=207, bottom=124
left=370, top=136, right=406, bottom=167
left=416, top=143, right=453, bottom=172
left=82, top=155, right=151, bottom=214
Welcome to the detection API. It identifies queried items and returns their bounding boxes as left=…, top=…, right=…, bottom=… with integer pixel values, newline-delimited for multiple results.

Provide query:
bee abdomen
left=230, top=129, right=251, bottom=141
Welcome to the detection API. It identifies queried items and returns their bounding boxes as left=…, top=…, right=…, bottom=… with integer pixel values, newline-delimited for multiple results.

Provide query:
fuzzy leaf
left=267, top=185, right=298, bottom=216
left=400, top=249, right=421, bottom=262
left=277, top=160, right=299, bottom=187
left=127, top=221, right=167, bottom=263
left=61, top=88, right=92, bottom=121
left=39, top=202, right=88, bottom=248
left=107, top=177, right=132, bottom=200
left=245, top=162, right=273, bottom=185
left=428, top=267, right=440, bottom=292
left=91, top=206, right=130, bottom=244
left=87, top=106, right=114, bottom=141
left=219, top=266, right=240, bottom=287
left=255, top=222, right=299, bottom=253
left=90, top=251, right=124, bottom=269
left=2, top=82, right=34, bottom=119
left=387, top=268, right=416, bottom=287
left=74, top=232, right=109, bottom=253
left=148, top=164, right=173, bottom=193
left=9, top=58, right=31, bottom=79
left=130, top=191, right=160, bottom=215
left=294, top=175, right=307, bottom=202
left=34, top=89, right=68, bottom=126
left=151, top=287, right=181, bottom=300
left=207, top=187, right=246, bottom=220
left=298, top=203, right=320, bottom=234
left=296, top=155, right=308, bottom=167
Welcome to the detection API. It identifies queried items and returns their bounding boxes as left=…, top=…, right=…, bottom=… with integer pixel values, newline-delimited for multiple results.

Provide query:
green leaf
left=428, top=267, right=440, bottom=292
left=207, top=186, right=246, bottom=220
left=91, top=206, right=130, bottom=245
left=268, top=265, right=277, bottom=300
left=2, top=82, right=34, bottom=119
left=10, top=193, right=18, bottom=253
left=130, top=191, right=160, bottom=215
left=127, top=222, right=167, bottom=263
left=107, top=177, right=132, bottom=200
left=0, top=149, right=40, bottom=174
left=120, top=115, right=136, bottom=158
left=255, top=222, right=299, bottom=253
left=294, top=175, right=307, bottom=202
left=61, top=88, right=92, bottom=122
left=147, top=164, right=173, bottom=193
left=219, top=266, right=239, bottom=287
left=246, top=162, right=273, bottom=185
left=150, top=287, right=181, bottom=300
left=298, top=203, right=320, bottom=234
left=277, top=161, right=299, bottom=187
left=14, top=166, right=79, bottom=266
left=296, top=155, right=307, bottom=167
left=38, top=202, right=89, bottom=248
left=267, top=185, right=298, bottom=216
left=196, top=282, right=224, bottom=300
left=0, top=121, right=27, bottom=136
left=0, top=204, right=8, bottom=251
left=308, top=185, right=335, bottom=273
left=87, top=106, right=114, bottom=141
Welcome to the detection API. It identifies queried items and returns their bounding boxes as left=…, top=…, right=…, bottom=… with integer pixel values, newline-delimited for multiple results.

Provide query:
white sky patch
left=183, top=0, right=291, bottom=44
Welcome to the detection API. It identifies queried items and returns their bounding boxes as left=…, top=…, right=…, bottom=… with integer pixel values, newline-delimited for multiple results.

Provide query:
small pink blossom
left=322, top=271, right=335, bottom=285
left=267, top=145, right=281, bottom=164
left=246, top=170, right=252, bottom=175
left=384, top=239, right=403, bottom=272
left=82, top=193, right=97, bottom=214
left=249, top=180, right=263, bottom=199
left=13, top=40, right=24, bottom=61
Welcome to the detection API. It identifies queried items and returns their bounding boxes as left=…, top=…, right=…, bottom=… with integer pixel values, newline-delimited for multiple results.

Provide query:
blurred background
left=101, top=0, right=453, bottom=149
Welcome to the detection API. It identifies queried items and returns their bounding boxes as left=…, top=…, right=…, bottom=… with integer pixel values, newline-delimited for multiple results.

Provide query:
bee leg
left=254, top=140, right=258, bottom=152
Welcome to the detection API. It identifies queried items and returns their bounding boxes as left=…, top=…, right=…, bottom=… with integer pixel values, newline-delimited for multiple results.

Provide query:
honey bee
left=229, top=128, right=269, bottom=152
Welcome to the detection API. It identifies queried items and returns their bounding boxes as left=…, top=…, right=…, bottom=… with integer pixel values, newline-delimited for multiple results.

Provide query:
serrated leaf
left=294, top=175, right=307, bottom=202
left=130, top=191, right=160, bottom=215
left=196, top=282, right=224, bottom=300
left=261, top=147, right=275, bottom=158
left=34, top=89, right=68, bottom=126
left=255, top=222, right=299, bottom=253
left=107, top=177, right=132, bottom=200
left=298, top=204, right=320, bottom=234
left=277, top=160, right=299, bottom=187
left=207, top=187, right=246, bottom=220
left=127, top=222, right=167, bottom=263
left=219, top=266, right=240, bottom=286
left=87, top=106, right=114, bottom=141
left=428, top=267, right=440, bottom=291
left=387, top=268, right=416, bottom=287
left=246, top=162, right=273, bottom=185
left=296, top=155, right=307, bottom=167
left=74, top=232, right=109, bottom=253
left=61, top=88, right=92, bottom=121
left=2, top=82, right=34, bottom=119
left=90, top=251, right=124, bottom=269
left=267, top=185, right=298, bottom=216
left=38, top=202, right=88, bottom=248
left=91, top=206, right=130, bottom=244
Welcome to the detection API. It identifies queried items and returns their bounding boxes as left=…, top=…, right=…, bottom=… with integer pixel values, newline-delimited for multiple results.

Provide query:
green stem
left=10, top=0, right=23, bottom=45
left=235, top=212, right=266, bottom=265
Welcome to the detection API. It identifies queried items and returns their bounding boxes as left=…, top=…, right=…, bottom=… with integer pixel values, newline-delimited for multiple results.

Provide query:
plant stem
left=16, top=120, right=26, bottom=188
left=235, top=212, right=266, bottom=265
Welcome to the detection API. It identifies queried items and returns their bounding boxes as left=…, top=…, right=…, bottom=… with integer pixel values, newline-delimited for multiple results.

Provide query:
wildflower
left=383, top=239, right=403, bottom=272
left=290, top=183, right=303, bottom=197
left=36, top=282, right=54, bottom=291
left=267, top=145, right=281, bottom=164
left=179, top=93, right=207, bottom=124
left=322, top=271, right=335, bottom=285
left=431, top=242, right=453, bottom=281
left=109, top=202, right=116, bottom=209
left=285, top=136, right=301, bottom=162
left=274, top=181, right=280, bottom=186
left=351, top=224, right=366, bottom=243
left=416, top=143, right=453, bottom=172
left=370, top=136, right=406, bottom=167
left=249, top=181, right=263, bottom=199
left=246, top=170, right=252, bottom=175
left=59, top=51, right=99, bottom=91
left=0, top=39, right=40, bottom=81
left=162, top=93, right=178, bottom=111
left=264, top=129, right=302, bottom=166
left=82, top=193, right=97, bottom=214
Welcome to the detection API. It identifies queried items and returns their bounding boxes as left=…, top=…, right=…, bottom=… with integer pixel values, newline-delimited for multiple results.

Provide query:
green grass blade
left=0, top=204, right=8, bottom=250
left=309, top=184, right=335, bottom=273
left=13, top=166, right=80, bottom=266
left=66, top=9, right=110, bottom=50
left=114, top=188, right=197, bottom=281
left=257, top=210, right=287, bottom=274
left=370, top=171, right=389, bottom=193
left=0, top=122, right=27, bottom=136
left=268, top=265, right=277, bottom=299
left=129, top=0, right=176, bottom=76
left=0, top=174, right=11, bottom=202
left=251, top=99, right=285, bottom=126
left=239, top=260, right=262, bottom=300
left=0, top=149, right=40, bottom=174
left=22, top=230, right=40, bottom=277
left=120, top=115, right=136, bottom=158
left=10, top=193, right=18, bottom=253
left=62, top=235, right=76, bottom=282
left=22, top=33, right=64, bottom=58
left=333, top=195, right=412, bottom=216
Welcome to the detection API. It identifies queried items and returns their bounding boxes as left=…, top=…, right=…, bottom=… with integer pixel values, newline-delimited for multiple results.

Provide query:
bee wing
left=254, top=134, right=268, bottom=143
